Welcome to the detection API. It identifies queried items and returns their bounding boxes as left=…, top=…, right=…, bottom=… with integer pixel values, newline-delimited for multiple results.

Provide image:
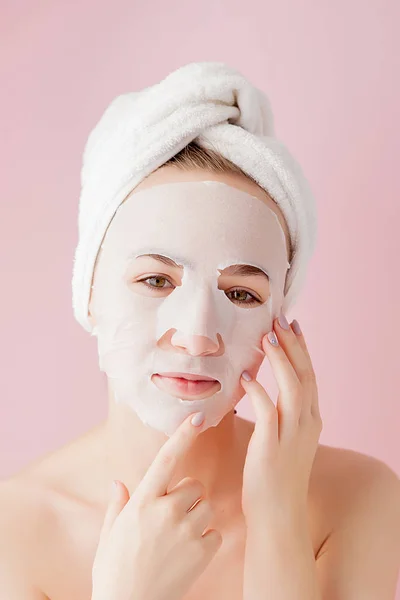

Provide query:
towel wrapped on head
left=72, top=61, right=318, bottom=333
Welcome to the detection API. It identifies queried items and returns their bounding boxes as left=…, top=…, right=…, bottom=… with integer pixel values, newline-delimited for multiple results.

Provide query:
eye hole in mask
left=134, top=274, right=265, bottom=307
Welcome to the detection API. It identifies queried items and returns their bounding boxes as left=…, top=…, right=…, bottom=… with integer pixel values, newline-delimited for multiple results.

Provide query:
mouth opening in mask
left=151, top=372, right=222, bottom=400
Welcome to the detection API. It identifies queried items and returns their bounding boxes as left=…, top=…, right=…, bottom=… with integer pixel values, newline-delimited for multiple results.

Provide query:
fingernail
left=191, top=412, right=205, bottom=426
left=267, top=331, right=279, bottom=346
left=241, top=370, right=252, bottom=381
left=278, top=310, right=290, bottom=330
left=111, top=480, right=118, bottom=497
left=291, top=319, right=302, bottom=335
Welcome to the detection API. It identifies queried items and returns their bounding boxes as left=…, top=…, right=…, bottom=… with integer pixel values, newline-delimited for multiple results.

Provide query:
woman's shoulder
left=0, top=428, right=107, bottom=598
left=0, top=430, right=93, bottom=549
left=0, top=472, right=54, bottom=598
left=4, top=421, right=107, bottom=500
left=0, top=423, right=105, bottom=541
left=306, top=441, right=399, bottom=514
left=312, top=442, right=398, bottom=488
left=310, top=443, right=399, bottom=547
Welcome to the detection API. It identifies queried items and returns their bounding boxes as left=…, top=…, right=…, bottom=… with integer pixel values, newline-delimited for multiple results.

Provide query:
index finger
left=135, top=412, right=205, bottom=501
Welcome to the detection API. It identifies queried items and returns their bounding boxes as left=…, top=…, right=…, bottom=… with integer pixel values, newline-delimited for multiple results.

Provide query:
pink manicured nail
left=191, top=412, right=205, bottom=426
left=267, top=331, right=279, bottom=346
left=241, top=370, right=252, bottom=381
left=291, top=319, right=302, bottom=335
left=278, top=310, right=290, bottom=330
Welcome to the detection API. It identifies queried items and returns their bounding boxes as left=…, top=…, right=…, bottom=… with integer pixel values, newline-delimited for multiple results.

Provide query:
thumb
left=98, top=480, right=130, bottom=543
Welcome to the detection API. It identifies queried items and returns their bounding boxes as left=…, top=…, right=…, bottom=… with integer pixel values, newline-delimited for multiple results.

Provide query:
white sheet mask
left=90, top=181, right=290, bottom=436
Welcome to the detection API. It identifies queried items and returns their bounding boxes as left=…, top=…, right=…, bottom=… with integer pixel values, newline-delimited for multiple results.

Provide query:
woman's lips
left=152, top=374, right=221, bottom=399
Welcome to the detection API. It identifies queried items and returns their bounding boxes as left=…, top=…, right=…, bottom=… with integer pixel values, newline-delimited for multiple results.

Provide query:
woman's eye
left=226, top=289, right=261, bottom=306
left=136, top=276, right=261, bottom=307
left=138, top=275, right=173, bottom=290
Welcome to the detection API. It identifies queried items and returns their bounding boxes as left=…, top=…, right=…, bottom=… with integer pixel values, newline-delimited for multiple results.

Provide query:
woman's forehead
left=128, top=166, right=291, bottom=262
left=102, top=180, right=290, bottom=280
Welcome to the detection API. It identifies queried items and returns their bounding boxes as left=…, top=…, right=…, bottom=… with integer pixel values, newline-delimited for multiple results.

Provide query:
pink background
left=1, top=0, right=399, bottom=594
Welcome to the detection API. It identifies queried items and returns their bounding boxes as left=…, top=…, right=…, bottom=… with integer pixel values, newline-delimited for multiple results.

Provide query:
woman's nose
left=170, top=331, right=220, bottom=356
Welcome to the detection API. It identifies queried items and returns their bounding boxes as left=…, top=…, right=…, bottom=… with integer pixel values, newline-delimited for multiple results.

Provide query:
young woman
left=1, top=98, right=399, bottom=599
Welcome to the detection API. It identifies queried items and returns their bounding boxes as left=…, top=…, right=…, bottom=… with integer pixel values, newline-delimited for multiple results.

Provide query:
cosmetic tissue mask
left=89, top=181, right=290, bottom=436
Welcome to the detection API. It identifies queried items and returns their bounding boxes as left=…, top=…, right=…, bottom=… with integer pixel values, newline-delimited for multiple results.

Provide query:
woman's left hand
left=240, top=314, right=323, bottom=527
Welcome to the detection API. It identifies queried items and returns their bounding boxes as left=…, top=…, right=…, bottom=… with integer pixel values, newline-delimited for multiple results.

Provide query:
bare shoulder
left=312, top=442, right=399, bottom=502
left=0, top=425, right=106, bottom=599
left=0, top=440, right=80, bottom=599
left=0, top=469, right=52, bottom=534
left=307, top=447, right=400, bottom=595
left=311, top=443, right=400, bottom=557
left=0, top=474, right=52, bottom=599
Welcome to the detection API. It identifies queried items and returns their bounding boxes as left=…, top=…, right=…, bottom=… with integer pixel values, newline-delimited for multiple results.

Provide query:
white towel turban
left=72, top=61, right=318, bottom=333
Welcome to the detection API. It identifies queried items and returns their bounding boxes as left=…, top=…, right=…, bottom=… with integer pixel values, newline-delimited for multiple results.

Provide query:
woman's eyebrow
left=135, top=253, right=269, bottom=281
left=134, top=253, right=193, bottom=269
left=219, top=264, right=270, bottom=281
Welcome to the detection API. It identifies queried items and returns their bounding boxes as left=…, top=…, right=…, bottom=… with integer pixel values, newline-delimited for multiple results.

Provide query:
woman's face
left=89, top=167, right=291, bottom=436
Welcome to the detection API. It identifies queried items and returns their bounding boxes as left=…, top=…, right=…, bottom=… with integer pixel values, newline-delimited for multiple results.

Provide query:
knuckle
left=193, top=498, right=212, bottom=519
left=190, top=538, right=207, bottom=562
left=159, top=452, right=177, bottom=470
left=176, top=427, right=191, bottom=446
left=201, top=529, right=223, bottom=556
left=163, top=499, right=181, bottom=523
left=263, top=407, right=278, bottom=425
left=314, top=414, right=323, bottom=431
left=302, top=369, right=316, bottom=384
left=211, top=529, right=223, bottom=548
left=199, top=498, right=211, bottom=513
left=178, top=476, right=206, bottom=498
left=180, top=519, right=198, bottom=539
left=180, top=476, right=196, bottom=484
left=291, top=384, right=303, bottom=404
left=130, top=494, right=147, bottom=513
left=189, top=478, right=206, bottom=496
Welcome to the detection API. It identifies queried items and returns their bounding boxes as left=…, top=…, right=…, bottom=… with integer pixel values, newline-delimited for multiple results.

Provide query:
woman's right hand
left=91, top=412, right=223, bottom=600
